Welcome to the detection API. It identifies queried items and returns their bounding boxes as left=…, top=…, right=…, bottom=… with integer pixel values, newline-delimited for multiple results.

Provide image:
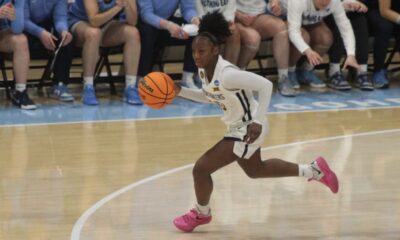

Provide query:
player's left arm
left=124, top=0, right=138, bottom=26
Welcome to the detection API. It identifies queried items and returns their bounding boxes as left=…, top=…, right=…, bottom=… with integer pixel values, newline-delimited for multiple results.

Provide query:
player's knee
left=242, top=167, right=260, bottom=179
left=124, top=26, right=140, bottom=41
left=192, top=161, right=209, bottom=177
left=12, top=34, right=28, bottom=51
left=84, top=27, right=102, bottom=43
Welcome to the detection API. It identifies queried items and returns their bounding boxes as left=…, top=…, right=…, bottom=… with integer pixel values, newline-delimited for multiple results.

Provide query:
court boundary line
left=2, top=105, right=400, bottom=128
left=70, top=128, right=400, bottom=240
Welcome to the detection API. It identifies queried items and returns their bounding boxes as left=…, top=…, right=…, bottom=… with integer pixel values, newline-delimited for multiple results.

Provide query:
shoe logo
left=311, top=165, right=321, bottom=175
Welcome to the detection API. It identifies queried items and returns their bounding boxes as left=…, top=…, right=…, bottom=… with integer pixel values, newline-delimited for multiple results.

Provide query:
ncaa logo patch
left=214, top=80, right=220, bottom=86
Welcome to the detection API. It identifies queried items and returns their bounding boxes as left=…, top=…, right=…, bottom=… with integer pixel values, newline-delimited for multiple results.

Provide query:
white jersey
left=236, top=0, right=267, bottom=16
left=196, top=0, right=236, bottom=22
left=280, top=0, right=355, bottom=55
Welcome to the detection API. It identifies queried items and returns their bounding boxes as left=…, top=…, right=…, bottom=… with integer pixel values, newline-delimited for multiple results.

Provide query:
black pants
left=26, top=20, right=74, bottom=85
left=325, top=12, right=369, bottom=65
left=365, top=9, right=397, bottom=71
left=137, top=16, right=196, bottom=77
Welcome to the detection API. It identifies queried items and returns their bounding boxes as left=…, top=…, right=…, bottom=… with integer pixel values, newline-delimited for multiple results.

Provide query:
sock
left=299, top=164, right=314, bottom=179
left=329, top=63, right=341, bottom=76
left=278, top=68, right=288, bottom=80
left=125, top=75, right=137, bottom=87
left=15, top=83, right=26, bottom=92
left=195, top=203, right=211, bottom=216
left=83, top=76, right=94, bottom=86
left=288, top=66, right=296, bottom=72
left=303, top=62, right=314, bottom=71
left=182, top=71, right=196, bottom=88
left=357, top=64, right=367, bottom=75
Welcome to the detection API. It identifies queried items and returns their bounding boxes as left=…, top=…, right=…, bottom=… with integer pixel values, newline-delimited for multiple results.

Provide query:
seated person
left=24, top=0, right=75, bottom=101
left=68, top=0, right=142, bottom=105
left=0, top=0, right=36, bottom=109
left=136, top=0, right=200, bottom=89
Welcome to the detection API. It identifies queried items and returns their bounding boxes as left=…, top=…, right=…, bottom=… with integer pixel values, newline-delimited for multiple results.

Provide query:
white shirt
left=280, top=0, right=355, bottom=55
left=179, top=56, right=273, bottom=127
left=236, top=0, right=267, bottom=16
left=196, top=0, right=236, bottom=22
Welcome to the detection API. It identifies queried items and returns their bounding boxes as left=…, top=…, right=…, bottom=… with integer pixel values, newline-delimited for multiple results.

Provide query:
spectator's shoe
left=372, top=69, right=389, bottom=89
left=296, top=69, right=326, bottom=88
left=173, top=208, right=212, bottom=232
left=308, top=156, right=339, bottom=194
left=328, top=72, right=351, bottom=90
left=49, top=83, right=74, bottom=102
left=288, top=71, right=300, bottom=89
left=278, top=75, right=297, bottom=97
left=181, top=76, right=199, bottom=89
left=82, top=85, right=98, bottom=105
left=123, top=85, right=143, bottom=105
left=11, top=90, right=37, bottom=110
left=356, top=74, right=374, bottom=91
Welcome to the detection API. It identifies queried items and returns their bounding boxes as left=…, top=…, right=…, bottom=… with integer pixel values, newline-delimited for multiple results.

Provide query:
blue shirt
left=24, top=0, right=68, bottom=38
left=68, top=0, right=118, bottom=27
left=0, top=0, right=25, bottom=33
left=137, top=0, right=197, bottom=29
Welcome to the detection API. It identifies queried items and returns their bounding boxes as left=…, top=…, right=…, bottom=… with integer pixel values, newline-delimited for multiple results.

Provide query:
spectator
left=325, top=0, right=373, bottom=90
left=0, top=0, right=36, bottom=109
left=24, top=0, right=75, bottom=101
left=195, top=0, right=241, bottom=68
left=137, top=0, right=200, bottom=89
left=68, top=0, right=142, bottom=105
left=362, top=0, right=395, bottom=88
left=236, top=0, right=299, bottom=96
left=282, top=0, right=359, bottom=89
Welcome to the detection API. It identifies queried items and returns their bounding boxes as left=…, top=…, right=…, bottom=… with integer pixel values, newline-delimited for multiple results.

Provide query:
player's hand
left=342, top=55, right=360, bottom=70
left=191, top=17, right=200, bottom=26
left=269, top=0, right=282, bottom=16
left=40, top=30, right=57, bottom=51
left=116, top=0, right=127, bottom=8
left=235, top=11, right=256, bottom=26
left=0, top=3, right=16, bottom=21
left=166, top=21, right=189, bottom=40
left=343, top=1, right=367, bottom=12
left=229, top=22, right=237, bottom=34
left=244, top=122, right=262, bottom=144
left=304, top=48, right=323, bottom=66
left=61, top=31, right=73, bottom=46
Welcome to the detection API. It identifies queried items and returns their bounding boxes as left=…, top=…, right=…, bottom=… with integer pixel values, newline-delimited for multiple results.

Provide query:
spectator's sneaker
left=123, top=85, right=143, bottom=105
left=11, top=90, right=37, bottom=110
left=372, top=69, right=389, bottom=89
left=356, top=74, right=374, bottom=91
left=296, top=69, right=326, bottom=88
left=278, top=75, right=297, bottom=97
left=49, top=83, right=74, bottom=102
left=173, top=208, right=212, bottom=232
left=328, top=72, right=351, bottom=90
left=181, top=75, right=199, bottom=89
left=308, top=156, right=339, bottom=194
left=288, top=71, right=300, bottom=89
left=82, top=84, right=98, bottom=105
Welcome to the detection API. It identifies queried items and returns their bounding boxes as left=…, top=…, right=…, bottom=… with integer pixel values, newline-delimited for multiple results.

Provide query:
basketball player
left=173, top=12, right=339, bottom=233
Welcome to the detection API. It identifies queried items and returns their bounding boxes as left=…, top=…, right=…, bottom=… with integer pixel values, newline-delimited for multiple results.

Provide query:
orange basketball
left=138, top=72, right=176, bottom=109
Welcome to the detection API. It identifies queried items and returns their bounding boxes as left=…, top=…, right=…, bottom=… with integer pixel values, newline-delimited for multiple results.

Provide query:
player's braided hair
left=197, top=11, right=231, bottom=45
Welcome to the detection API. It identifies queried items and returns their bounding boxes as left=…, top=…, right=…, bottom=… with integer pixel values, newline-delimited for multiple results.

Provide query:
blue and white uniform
left=68, top=0, right=118, bottom=27
left=196, top=0, right=236, bottom=22
left=179, top=55, right=273, bottom=159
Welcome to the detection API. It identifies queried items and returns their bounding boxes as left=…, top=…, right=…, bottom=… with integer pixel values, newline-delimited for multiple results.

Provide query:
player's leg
left=235, top=22, right=261, bottom=69
left=174, top=139, right=238, bottom=232
left=237, top=149, right=339, bottom=193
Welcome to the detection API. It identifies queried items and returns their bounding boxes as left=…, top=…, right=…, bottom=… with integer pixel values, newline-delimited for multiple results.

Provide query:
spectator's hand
left=0, top=3, right=16, bottom=21
left=191, top=17, right=200, bottom=26
left=269, top=0, right=282, bottom=16
left=244, top=122, right=262, bottom=144
left=304, top=48, right=323, bottom=66
left=342, top=55, right=360, bottom=70
left=115, top=0, right=127, bottom=8
left=61, top=31, right=73, bottom=46
left=343, top=1, right=368, bottom=13
left=166, top=21, right=189, bottom=39
left=40, top=30, right=57, bottom=51
left=235, top=11, right=256, bottom=26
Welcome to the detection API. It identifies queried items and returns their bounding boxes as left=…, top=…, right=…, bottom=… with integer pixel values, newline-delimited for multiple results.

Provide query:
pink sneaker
left=173, top=209, right=212, bottom=232
left=309, top=156, right=339, bottom=193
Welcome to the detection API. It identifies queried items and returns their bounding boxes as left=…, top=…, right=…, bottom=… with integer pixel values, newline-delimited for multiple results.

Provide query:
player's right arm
left=175, top=84, right=210, bottom=103
left=84, top=0, right=123, bottom=27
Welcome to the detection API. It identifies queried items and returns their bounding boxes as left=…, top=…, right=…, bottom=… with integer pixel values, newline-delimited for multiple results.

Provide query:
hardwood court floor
left=1, top=108, right=400, bottom=240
